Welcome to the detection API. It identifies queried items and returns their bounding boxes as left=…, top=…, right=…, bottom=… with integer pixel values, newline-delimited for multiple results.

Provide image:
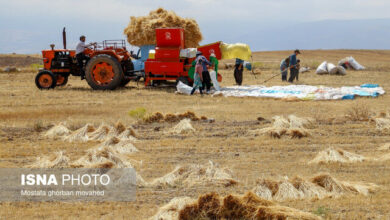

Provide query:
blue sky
left=1, top=0, right=390, bottom=53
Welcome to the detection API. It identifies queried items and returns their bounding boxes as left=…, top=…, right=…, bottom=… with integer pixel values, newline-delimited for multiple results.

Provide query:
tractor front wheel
left=56, top=74, right=68, bottom=86
left=85, top=54, right=124, bottom=90
left=35, top=71, right=57, bottom=89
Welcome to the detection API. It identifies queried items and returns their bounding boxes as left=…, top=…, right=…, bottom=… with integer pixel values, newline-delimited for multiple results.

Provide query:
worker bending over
left=195, top=52, right=212, bottom=94
left=280, top=57, right=290, bottom=81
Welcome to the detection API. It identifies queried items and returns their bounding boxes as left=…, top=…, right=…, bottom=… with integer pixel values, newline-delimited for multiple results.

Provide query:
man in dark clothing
left=234, top=58, right=244, bottom=85
left=75, top=35, right=95, bottom=79
left=195, top=52, right=212, bottom=93
left=288, top=49, right=301, bottom=83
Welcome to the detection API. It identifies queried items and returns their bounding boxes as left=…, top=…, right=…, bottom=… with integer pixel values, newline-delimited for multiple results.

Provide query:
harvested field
left=1, top=50, right=390, bottom=219
left=308, top=148, right=367, bottom=164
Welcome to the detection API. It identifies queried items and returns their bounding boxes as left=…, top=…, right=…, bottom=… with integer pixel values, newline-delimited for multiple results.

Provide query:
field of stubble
left=0, top=50, right=390, bottom=219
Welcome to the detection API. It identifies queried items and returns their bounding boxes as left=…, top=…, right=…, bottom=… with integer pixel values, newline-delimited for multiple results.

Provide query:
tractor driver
left=76, top=35, right=96, bottom=79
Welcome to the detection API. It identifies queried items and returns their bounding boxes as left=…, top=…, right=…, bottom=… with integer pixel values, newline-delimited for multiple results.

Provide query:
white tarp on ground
left=176, top=82, right=385, bottom=100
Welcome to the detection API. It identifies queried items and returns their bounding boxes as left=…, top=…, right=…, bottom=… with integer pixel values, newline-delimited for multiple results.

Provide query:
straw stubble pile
left=124, top=8, right=203, bottom=48
left=149, top=161, right=237, bottom=188
left=253, top=174, right=377, bottom=202
left=308, top=147, right=366, bottom=164
left=151, top=192, right=320, bottom=220
left=250, top=115, right=315, bottom=138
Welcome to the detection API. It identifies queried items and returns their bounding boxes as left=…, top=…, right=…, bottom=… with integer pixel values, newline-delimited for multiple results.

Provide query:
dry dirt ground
left=0, top=50, right=390, bottom=219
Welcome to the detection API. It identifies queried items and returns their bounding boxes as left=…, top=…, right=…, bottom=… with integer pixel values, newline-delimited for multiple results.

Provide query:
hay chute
left=124, top=8, right=203, bottom=48
left=150, top=192, right=320, bottom=220
left=308, top=148, right=366, bottom=164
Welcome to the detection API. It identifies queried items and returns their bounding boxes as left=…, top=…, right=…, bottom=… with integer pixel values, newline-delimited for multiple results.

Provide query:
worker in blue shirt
left=288, top=49, right=301, bottom=83
left=234, top=58, right=244, bottom=85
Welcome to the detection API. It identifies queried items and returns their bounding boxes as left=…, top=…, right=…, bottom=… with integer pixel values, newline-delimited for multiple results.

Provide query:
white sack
left=176, top=81, right=193, bottom=95
left=327, top=63, right=338, bottom=75
left=337, top=66, right=347, bottom=75
left=348, top=56, right=365, bottom=70
left=209, top=70, right=221, bottom=91
left=180, top=48, right=197, bottom=58
left=316, top=61, right=328, bottom=74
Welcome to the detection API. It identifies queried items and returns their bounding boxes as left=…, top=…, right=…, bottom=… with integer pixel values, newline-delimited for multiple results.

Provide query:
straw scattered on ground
left=250, top=115, right=315, bottom=138
left=378, top=143, right=390, bottom=151
left=375, top=118, right=390, bottom=131
left=308, top=148, right=366, bottom=164
left=151, top=192, right=320, bottom=220
left=149, top=161, right=237, bottom=188
left=124, top=8, right=203, bottom=48
left=99, top=136, right=139, bottom=154
left=253, top=174, right=377, bottom=201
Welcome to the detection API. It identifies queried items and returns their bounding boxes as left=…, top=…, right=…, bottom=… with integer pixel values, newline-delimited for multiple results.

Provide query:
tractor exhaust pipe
left=62, top=27, right=67, bottom=49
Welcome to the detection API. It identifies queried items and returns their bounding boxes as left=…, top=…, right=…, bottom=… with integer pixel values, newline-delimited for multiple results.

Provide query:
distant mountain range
left=238, top=18, right=390, bottom=51
left=1, top=18, right=390, bottom=53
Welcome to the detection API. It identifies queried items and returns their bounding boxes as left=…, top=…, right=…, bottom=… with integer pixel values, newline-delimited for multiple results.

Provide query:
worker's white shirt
left=76, top=41, right=85, bottom=55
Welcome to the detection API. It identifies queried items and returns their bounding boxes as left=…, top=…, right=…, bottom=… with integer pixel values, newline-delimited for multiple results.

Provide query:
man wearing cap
left=75, top=35, right=96, bottom=79
left=288, top=49, right=301, bottom=83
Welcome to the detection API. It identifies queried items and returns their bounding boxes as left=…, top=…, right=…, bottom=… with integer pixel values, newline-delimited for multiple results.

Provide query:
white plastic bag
left=316, top=61, right=328, bottom=74
left=176, top=81, right=193, bottom=95
left=336, top=66, right=347, bottom=75
left=209, top=70, right=221, bottom=91
left=348, top=56, right=365, bottom=70
left=327, top=63, right=338, bottom=75
left=180, top=48, right=197, bottom=58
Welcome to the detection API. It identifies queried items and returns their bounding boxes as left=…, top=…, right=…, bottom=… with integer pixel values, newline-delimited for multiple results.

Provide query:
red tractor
left=35, top=28, right=138, bottom=90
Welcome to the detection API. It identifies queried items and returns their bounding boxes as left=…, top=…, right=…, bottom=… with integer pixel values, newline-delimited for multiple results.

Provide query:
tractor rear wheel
left=85, top=54, right=124, bottom=90
left=56, top=74, right=68, bottom=86
left=35, top=70, right=57, bottom=89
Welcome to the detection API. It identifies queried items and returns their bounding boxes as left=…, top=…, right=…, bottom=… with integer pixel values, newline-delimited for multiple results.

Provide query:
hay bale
left=375, top=118, right=390, bottom=131
left=150, top=161, right=237, bottom=188
left=150, top=197, right=196, bottom=220
left=70, top=146, right=133, bottom=168
left=308, top=148, right=366, bottom=164
left=43, top=123, right=71, bottom=139
left=27, top=151, right=70, bottom=168
left=250, top=115, right=314, bottom=138
left=253, top=174, right=377, bottom=201
left=63, top=124, right=95, bottom=142
left=310, top=174, right=377, bottom=196
left=151, top=192, right=320, bottom=220
left=168, top=119, right=195, bottom=134
left=273, top=180, right=304, bottom=201
left=117, top=127, right=138, bottom=142
left=99, top=137, right=138, bottom=154
left=378, top=143, right=390, bottom=151
left=124, top=8, right=202, bottom=48
left=88, top=124, right=112, bottom=141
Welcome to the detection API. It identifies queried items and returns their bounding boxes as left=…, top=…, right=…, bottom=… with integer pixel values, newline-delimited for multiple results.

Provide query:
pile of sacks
left=316, top=61, right=346, bottom=75
left=316, top=56, right=365, bottom=75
